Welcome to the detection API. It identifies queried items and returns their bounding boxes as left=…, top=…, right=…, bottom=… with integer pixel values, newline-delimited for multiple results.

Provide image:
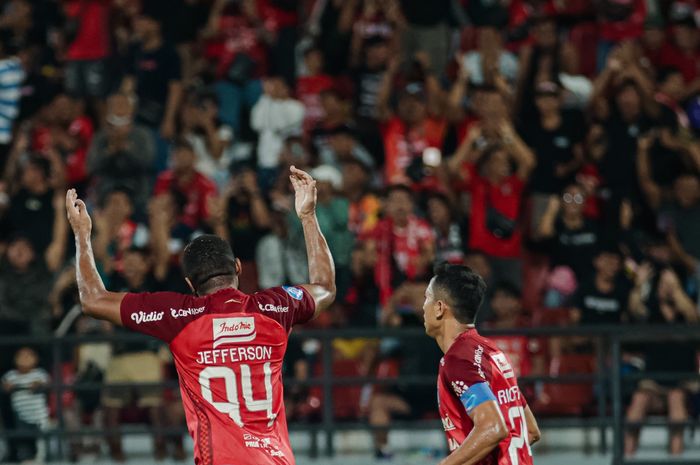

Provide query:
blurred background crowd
left=0, top=0, right=700, bottom=462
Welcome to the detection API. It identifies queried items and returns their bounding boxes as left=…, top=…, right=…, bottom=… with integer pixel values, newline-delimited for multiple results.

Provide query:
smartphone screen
left=423, top=147, right=442, bottom=167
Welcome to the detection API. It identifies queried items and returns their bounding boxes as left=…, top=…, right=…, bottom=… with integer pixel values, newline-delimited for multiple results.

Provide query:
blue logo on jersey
left=283, top=286, right=303, bottom=300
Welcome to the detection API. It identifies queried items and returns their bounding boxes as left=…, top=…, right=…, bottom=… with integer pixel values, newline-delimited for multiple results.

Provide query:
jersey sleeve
left=251, top=286, right=316, bottom=332
left=120, top=291, right=195, bottom=342
left=443, top=352, right=497, bottom=415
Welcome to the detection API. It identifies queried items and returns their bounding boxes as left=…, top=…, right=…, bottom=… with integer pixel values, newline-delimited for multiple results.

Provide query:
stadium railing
left=0, top=325, right=698, bottom=465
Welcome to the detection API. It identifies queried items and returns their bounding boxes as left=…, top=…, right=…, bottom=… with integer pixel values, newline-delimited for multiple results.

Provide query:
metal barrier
left=0, top=325, right=699, bottom=465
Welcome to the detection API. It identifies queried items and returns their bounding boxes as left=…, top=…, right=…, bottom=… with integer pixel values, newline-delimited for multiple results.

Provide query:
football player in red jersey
left=65, top=166, right=335, bottom=465
left=423, top=263, right=540, bottom=465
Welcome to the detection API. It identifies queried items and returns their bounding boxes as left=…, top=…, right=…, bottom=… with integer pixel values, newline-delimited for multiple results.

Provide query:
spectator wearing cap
left=87, top=93, right=155, bottom=213
left=357, top=184, right=435, bottom=305
left=447, top=121, right=535, bottom=287
left=520, top=81, right=585, bottom=228
left=153, top=139, right=218, bottom=230
left=122, top=6, right=183, bottom=173
left=377, top=81, right=446, bottom=184
left=250, top=77, right=304, bottom=191
left=296, top=44, right=333, bottom=135
left=179, top=90, right=234, bottom=190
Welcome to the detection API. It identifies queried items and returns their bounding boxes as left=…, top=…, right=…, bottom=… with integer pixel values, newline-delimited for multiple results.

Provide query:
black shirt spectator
left=571, top=248, right=631, bottom=325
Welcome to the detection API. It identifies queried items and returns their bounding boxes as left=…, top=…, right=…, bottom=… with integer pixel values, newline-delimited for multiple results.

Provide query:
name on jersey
left=171, top=306, right=206, bottom=318
left=131, top=311, right=164, bottom=324
left=497, top=385, right=521, bottom=405
left=212, top=317, right=256, bottom=347
left=196, top=346, right=272, bottom=365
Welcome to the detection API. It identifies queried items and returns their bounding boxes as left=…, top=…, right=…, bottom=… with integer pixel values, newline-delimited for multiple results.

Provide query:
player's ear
left=185, top=277, right=197, bottom=296
left=234, top=258, right=242, bottom=276
left=435, top=300, right=446, bottom=320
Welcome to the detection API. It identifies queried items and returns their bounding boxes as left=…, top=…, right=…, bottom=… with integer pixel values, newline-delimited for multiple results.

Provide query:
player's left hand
left=66, top=188, right=92, bottom=237
left=289, top=165, right=317, bottom=220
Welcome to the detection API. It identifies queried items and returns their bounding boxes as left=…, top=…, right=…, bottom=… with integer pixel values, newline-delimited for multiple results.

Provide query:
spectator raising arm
left=65, top=189, right=126, bottom=326
left=535, top=196, right=561, bottom=241
left=46, top=192, right=68, bottom=272
left=290, top=166, right=336, bottom=317
left=499, top=120, right=536, bottom=180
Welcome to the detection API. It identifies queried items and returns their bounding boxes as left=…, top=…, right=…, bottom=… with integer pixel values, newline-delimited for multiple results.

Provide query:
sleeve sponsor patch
left=459, top=382, right=497, bottom=414
left=282, top=286, right=304, bottom=300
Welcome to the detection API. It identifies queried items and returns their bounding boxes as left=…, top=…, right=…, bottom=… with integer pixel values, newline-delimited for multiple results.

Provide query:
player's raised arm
left=289, top=165, right=336, bottom=317
left=438, top=399, right=509, bottom=465
left=66, top=189, right=126, bottom=325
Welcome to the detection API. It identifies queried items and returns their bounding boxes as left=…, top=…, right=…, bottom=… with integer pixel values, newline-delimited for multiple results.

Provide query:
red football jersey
left=437, top=329, right=533, bottom=465
left=120, top=286, right=316, bottom=465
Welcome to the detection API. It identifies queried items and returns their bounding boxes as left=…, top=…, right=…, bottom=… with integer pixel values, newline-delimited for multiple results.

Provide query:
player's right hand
left=65, top=189, right=92, bottom=237
left=289, top=165, right=317, bottom=220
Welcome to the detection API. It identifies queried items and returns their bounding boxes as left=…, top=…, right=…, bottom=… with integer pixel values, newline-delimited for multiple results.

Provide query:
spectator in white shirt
left=250, top=77, right=304, bottom=191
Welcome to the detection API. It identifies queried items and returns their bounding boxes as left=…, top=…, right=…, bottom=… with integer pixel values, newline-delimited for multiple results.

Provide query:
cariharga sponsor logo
left=170, top=306, right=206, bottom=318
left=258, top=303, right=289, bottom=313
left=131, top=311, right=164, bottom=325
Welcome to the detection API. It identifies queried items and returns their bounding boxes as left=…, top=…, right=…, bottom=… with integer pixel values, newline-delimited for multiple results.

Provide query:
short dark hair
left=26, top=155, right=51, bottom=180
left=182, top=235, right=237, bottom=292
left=432, top=263, right=487, bottom=324
left=657, top=66, right=682, bottom=86
left=384, top=183, right=413, bottom=199
left=492, top=281, right=521, bottom=299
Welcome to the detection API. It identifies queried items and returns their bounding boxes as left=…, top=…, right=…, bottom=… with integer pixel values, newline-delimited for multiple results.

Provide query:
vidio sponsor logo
left=131, top=311, right=164, bottom=324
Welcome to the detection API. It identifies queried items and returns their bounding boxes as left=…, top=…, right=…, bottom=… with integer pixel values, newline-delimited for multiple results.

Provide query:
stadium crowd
left=0, top=0, right=699, bottom=462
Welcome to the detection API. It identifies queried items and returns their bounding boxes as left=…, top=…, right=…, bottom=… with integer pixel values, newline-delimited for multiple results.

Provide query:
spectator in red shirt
left=659, top=10, right=700, bottom=93
left=447, top=121, right=536, bottom=287
left=63, top=0, right=112, bottom=116
left=296, top=44, right=333, bottom=135
left=377, top=82, right=446, bottom=185
left=153, top=139, right=217, bottom=230
left=358, top=184, right=435, bottom=305
left=32, top=94, right=93, bottom=191
left=204, top=0, right=268, bottom=133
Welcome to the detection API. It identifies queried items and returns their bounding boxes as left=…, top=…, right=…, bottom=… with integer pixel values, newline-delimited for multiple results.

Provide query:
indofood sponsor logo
left=212, top=317, right=256, bottom=347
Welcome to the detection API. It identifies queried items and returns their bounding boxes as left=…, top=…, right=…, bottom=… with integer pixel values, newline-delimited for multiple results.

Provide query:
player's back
left=119, top=285, right=316, bottom=465
left=438, top=328, right=533, bottom=465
